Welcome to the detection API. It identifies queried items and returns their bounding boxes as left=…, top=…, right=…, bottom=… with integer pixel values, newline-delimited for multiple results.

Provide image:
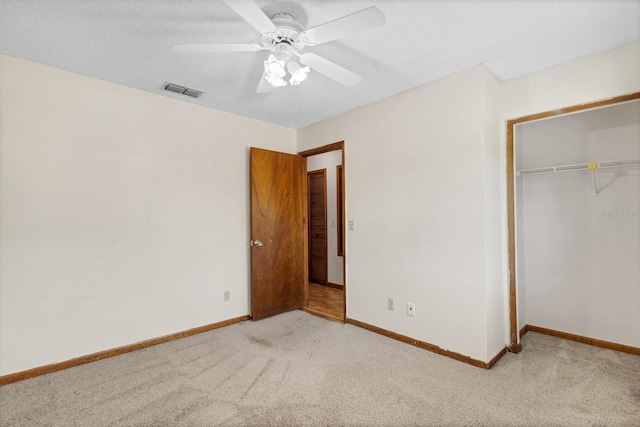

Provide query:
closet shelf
left=517, top=158, right=640, bottom=194
left=516, top=158, right=640, bottom=177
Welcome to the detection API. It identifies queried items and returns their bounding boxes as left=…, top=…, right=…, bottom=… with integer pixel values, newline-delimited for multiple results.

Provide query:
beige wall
left=1, top=41, right=638, bottom=375
left=298, top=66, right=493, bottom=361
left=0, top=55, right=296, bottom=375
left=298, top=42, right=640, bottom=362
left=481, top=67, right=506, bottom=360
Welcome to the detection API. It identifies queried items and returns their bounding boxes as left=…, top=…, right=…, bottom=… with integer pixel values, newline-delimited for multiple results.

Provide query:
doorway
left=299, top=142, right=346, bottom=322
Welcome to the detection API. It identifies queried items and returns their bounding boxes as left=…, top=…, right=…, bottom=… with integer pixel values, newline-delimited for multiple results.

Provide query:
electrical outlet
left=407, top=303, right=415, bottom=316
left=348, top=220, right=355, bottom=231
left=387, top=298, right=395, bottom=311
left=224, top=290, right=230, bottom=302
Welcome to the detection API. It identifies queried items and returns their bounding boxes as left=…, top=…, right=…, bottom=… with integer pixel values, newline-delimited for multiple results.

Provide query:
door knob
left=251, top=240, right=263, bottom=247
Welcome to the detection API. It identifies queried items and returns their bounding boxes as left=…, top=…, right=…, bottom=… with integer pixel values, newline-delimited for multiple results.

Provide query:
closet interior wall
left=515, top=100, right=640, bottom=348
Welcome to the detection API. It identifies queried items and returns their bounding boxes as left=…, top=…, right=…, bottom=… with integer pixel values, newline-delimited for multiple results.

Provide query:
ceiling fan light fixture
left=287, top=61, right=310, bottom=86
left=274, top=43, right=294, bottom=62
left=265, top=73, right=288, bottom=87
left=265, top=54, right=286, bottom=77
left=264, top=54, right=288, bottom=87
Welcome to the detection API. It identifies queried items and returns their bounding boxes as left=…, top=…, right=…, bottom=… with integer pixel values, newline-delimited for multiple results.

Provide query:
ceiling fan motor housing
left=261, top=12, right=305, bottom=51
left=270, top=12, right=303, bottom=31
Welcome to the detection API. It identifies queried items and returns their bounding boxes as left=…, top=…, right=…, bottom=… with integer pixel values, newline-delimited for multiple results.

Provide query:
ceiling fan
left=173, top=0, right=385, bottom=93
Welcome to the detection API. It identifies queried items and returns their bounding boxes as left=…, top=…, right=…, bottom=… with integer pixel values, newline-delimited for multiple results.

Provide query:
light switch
left=348, top=220, right=355, bottom=231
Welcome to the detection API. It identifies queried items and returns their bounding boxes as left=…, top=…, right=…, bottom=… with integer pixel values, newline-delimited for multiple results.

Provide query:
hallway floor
left=305, top=282, right=344, bottom=322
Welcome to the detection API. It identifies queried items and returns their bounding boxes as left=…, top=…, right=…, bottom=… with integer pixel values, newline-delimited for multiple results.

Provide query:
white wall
left=501, top=41, right=640, bottom=345
left=298, top=66, right=494, bottom=362
left=0, top=55, right=296, bottom=376
left=516, top=101, right=640, bottom=347
left=306, top=150, right=343, bottom=286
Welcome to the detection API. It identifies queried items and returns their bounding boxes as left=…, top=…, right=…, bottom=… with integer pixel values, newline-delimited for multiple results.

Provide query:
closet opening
left=507, top=92, right=640, bottom=355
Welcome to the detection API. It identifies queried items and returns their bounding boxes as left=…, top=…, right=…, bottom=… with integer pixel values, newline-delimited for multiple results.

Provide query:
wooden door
left=250, top=147, right=306, bottom=320
left=307, top=170, right=327, bottom=285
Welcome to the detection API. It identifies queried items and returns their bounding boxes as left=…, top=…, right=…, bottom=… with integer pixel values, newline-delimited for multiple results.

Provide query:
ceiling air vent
left=162, top=82, right=203, bottom=98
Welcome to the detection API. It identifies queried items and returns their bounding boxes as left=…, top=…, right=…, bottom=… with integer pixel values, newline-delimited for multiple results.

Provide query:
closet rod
left=516, top=158, right=640, bottom=177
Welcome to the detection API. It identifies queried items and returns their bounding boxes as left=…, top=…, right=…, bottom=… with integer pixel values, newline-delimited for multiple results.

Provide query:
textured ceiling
left=1, top=0, right=639, bottom=129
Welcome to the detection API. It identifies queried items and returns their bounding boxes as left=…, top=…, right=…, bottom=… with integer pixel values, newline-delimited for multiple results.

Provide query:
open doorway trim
left=299, top=141, right=346, bottom=321
left=506, top=91, right=640, bottom=352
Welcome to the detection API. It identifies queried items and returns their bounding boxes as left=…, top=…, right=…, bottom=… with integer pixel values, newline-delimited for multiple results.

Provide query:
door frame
left=506, top=92, right=640, bottom=352
left=299, top=141, right=346, bottom=320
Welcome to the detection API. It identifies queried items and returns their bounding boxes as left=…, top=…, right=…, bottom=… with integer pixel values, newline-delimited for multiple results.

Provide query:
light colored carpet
left=1, top=310, right=639, bottom=426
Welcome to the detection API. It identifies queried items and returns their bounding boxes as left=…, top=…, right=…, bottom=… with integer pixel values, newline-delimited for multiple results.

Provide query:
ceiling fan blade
left=223, top=0, right=277, bottom=34
left=300, top=53, right=361, bottom=87
left=256, top=71, right=275, bottom=93
left=173, top=43, right=264, bottom=53
left=297, top=7, right=385, bottom=46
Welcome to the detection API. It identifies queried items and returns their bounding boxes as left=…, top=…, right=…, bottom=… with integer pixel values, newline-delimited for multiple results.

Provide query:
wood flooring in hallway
left=305, top=282, right=344, bottom=322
